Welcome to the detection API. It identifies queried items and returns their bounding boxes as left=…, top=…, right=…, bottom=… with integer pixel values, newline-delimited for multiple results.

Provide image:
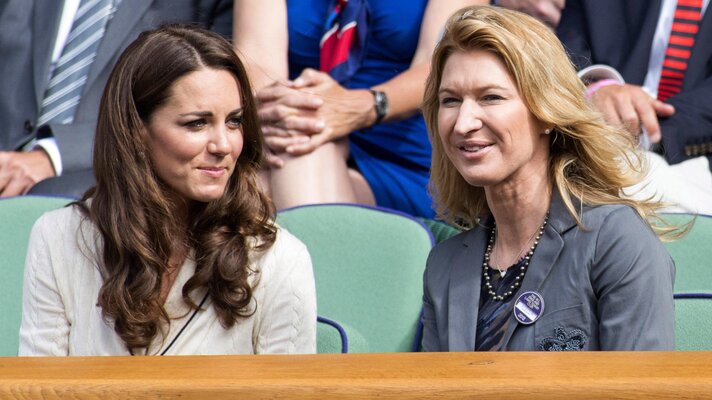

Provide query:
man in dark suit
left=557, top=0, right=712, bottom=171
left=0, top=0, right=232, bottom=197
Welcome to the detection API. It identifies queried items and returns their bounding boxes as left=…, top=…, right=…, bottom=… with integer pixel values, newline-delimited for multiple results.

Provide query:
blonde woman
left=420, top=6, right=675, bottom=351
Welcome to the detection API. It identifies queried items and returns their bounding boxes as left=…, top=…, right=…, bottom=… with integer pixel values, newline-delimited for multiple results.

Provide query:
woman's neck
left=484, top=169, right=552, bottom=265
left=160, top=194, right=194, bottom=303
left=160, top=237, right=189, bottom=304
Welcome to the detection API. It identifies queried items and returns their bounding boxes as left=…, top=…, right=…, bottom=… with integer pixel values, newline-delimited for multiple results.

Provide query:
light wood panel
left=1, top=352, right=711, bottom=399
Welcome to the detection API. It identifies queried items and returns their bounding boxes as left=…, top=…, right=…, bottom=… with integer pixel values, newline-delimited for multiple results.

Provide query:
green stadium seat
left=277, top=204, right=433, bottom=353
left=660, top=213, right=712, bottom=293
left=317, top=316, right=368, bottom=353
left=0, top=195, right=73, bottom=356
left=674, top=295, right=712, bottom=350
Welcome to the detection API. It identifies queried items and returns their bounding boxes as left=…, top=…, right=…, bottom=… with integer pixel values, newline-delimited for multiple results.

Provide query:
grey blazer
left=422, top=193, right=676, bottom=351
left=0, top=0, right=231, bottom=172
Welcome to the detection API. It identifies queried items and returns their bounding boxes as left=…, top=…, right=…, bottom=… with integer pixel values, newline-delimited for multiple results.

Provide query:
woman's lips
left=457, top=142, right=494, bottom=158
left=198, top=166, right=227, bottom=178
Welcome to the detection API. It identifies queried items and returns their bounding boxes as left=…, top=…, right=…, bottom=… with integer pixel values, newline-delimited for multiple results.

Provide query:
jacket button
left=24, top=120, right=34, bottom=133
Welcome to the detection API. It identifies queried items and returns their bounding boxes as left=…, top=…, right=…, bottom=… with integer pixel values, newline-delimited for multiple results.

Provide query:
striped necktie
left=37, top=0, right=116, bottom=126
left=657, top=0, right=703, bottom=101
left=319, top=0, right=369, bottom=84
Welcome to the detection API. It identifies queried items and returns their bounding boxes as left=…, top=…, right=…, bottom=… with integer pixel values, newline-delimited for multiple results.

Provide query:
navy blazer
left=557, top=0, right=712, bottom=167
left=421, top=193, right=675, bottom=351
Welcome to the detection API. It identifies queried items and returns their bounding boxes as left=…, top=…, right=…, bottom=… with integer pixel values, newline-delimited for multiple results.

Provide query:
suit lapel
left=499, top=191, right=578, bottom=349
left=447, top=222, right=489, bottom=351
left=620, top=0, right=662, bottom=83
left=84, top=0, right=154, bottom=91
left=685, top=3, right=712, bottom=88
left=32, top=0, right=63, bottom=108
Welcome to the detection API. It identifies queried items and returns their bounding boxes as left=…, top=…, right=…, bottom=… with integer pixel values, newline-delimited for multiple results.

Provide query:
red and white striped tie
left=657, top=0, right=704, bottom=101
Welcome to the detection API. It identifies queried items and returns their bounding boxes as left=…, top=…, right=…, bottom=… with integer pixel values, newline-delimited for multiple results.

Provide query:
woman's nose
left=207, top=126, right=231, bottom=156
left=453, top=99, right=483, bottom=135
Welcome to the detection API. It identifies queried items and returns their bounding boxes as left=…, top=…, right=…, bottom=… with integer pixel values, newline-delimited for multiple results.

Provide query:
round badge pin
left=513, top=291, right=545, bottom=325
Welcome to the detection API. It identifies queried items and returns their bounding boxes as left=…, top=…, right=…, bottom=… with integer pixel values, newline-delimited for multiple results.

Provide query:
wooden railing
left=1, top=352, right=711, bottom=399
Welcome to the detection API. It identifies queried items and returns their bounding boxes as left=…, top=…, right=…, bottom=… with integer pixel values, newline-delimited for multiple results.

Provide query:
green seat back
left=316, top=316, right=368, bottom=354
left=277, top=204, right=433, bottom=353
left=0, top=195, right=73, bottom=356
left=674, top=296, right=712, bottom=350
left=660, top=214, right=712, bottom=293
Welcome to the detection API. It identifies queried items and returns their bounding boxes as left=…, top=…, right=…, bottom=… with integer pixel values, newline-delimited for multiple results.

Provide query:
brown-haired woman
left=420, top=6, right=676, bottom=351
left=19, top=25, right=316, bottom=355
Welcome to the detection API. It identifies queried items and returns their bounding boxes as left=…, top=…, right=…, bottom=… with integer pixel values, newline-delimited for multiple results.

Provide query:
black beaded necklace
left=482, top=213, right=549, bottom=301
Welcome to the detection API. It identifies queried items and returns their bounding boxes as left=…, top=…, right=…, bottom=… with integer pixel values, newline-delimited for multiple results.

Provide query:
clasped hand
left=257, top=69, right=373, bottom=168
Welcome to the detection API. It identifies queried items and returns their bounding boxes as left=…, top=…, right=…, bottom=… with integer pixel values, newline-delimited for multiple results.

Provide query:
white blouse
left=19, top=206, right=316, bottom=356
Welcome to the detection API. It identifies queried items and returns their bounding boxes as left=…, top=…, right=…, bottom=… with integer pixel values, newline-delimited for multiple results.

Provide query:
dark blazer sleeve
left=659, top=80, right=712, bottom=165
left=591, top=207, right=675, bottom=350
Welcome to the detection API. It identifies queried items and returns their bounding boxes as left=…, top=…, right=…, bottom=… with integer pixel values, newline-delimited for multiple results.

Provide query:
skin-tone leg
left=348, top=168, right=376, bottom=205
left=264, top=138, right=375, bottom=210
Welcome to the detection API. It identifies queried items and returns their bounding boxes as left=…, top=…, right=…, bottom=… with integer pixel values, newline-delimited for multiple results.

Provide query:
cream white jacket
left=19, top=206, right=316, bottom=356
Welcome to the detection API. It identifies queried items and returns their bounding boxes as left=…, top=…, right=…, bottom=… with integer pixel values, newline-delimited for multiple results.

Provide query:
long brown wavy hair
left=76, top=24, right=276, bottom=351
left=423, top=6, right=679, bottom=237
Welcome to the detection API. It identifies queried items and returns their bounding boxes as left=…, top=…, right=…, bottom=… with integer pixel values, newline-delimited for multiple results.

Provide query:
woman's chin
left=184, top=186, right=228, bottom=203
left=457, top=169, right=503, bottom=188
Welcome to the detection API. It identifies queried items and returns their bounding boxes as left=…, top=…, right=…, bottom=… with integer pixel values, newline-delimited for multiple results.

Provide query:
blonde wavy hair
left=423, top=5, right=674, bottom=235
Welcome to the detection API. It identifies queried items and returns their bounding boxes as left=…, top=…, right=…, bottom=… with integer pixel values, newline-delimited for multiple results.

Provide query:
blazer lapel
left=84, top=0, right=154, bottom=91
left=499, top=191, right=578, bottom=349
left=620, top=0, right=662, bottom=83
left=447, top=223, right=488, bottom=351
left=32, top=0, right=63, bottom=108
left=684, top=4, right=712, bottom=88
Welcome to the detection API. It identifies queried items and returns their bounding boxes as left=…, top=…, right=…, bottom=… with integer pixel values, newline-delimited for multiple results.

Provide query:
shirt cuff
left=33, top=137, right=63, bottom=176
left=585, top=79, right=624, bottom=99
left=578, top=64, right=625, bottom=85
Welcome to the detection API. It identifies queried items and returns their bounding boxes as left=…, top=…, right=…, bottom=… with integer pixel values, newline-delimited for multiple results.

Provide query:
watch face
left=373, top=90, right=388, bottom=122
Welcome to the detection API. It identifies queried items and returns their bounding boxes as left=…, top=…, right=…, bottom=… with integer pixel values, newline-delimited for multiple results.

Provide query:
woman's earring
left=544, top=128, right=552, bottom=135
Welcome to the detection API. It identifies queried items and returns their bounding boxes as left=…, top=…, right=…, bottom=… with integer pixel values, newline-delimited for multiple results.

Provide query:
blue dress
left=287, top=0, right=434, bottom=218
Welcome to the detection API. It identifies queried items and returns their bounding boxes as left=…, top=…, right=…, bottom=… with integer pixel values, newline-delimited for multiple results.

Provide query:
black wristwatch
left=369, top=89, right=389, bottom=125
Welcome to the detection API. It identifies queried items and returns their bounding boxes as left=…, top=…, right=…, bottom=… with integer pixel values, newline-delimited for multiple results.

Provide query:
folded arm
left=234, top=0, right=488, bottom=155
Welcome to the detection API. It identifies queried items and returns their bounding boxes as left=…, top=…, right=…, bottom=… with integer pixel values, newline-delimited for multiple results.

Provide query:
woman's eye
left=482, top=94, right=504, bottom=102
left=439, top=97, right=460, bottom=106
left=183, top=119, right=206, bottom=129
left=227, top=115, right=243, bottom=128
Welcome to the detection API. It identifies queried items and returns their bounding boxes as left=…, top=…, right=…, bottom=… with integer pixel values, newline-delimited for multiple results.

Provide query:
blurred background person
left=233, top=0, right=484, bottom=218
left=421, top=6, right=675, bottom=351
left=0, top=0, right=232, bottom=198
left=19, top=25, right=316, bottom=356
left=557, top=0, right=712, bottom=214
